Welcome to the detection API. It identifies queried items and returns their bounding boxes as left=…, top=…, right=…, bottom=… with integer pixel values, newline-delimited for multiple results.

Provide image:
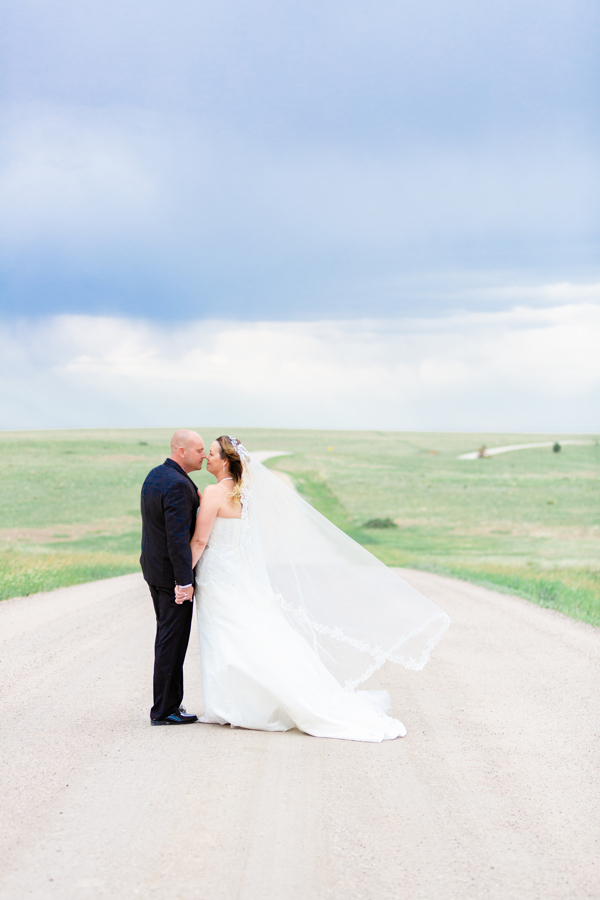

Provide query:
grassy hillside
left=1, top=427, right=598, bottom=625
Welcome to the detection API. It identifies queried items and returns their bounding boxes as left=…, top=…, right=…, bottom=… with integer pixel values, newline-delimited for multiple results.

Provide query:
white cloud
left=1, top=304, right=599, bottom=432
left=477, top=282, right=600, bottom=304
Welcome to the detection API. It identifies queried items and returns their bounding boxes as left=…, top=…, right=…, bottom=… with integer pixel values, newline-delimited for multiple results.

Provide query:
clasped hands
left=174, top=584, right=194, bottom=604
left=174, top=488, right=202, bottom=606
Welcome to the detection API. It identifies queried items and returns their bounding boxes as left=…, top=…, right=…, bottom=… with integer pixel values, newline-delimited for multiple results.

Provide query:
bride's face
left=206, top=441, right=228, bottom=478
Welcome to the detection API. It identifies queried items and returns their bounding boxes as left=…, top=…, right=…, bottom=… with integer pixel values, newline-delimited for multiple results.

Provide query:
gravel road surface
left=0, top=570, right=598, bottom=900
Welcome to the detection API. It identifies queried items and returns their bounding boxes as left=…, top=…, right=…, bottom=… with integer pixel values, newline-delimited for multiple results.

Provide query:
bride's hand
left=175, top=585, right=194, bottom=604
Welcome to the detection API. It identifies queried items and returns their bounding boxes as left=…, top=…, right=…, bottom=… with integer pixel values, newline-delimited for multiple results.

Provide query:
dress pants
left=149, top=584, right=194, bottom=721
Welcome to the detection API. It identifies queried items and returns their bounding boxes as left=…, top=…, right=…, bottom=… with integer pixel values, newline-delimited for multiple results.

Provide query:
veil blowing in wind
left=233, top=440, right=450, bottom=692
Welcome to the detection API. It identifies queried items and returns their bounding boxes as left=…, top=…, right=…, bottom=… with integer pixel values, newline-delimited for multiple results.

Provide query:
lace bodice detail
left=206, top=517, right=243, bottom=553
left=195, top=518, right=246, bottom=592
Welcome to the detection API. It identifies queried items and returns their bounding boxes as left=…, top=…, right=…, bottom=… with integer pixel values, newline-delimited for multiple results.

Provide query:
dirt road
left=0, top=570, right=598, bottom=900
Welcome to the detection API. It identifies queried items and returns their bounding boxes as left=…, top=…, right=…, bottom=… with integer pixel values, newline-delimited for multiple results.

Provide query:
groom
left=140, top=429, right=206, bottom=726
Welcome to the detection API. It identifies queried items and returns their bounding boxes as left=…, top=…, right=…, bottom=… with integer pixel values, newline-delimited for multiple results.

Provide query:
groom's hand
left=175, top=584, right=194, bottom=604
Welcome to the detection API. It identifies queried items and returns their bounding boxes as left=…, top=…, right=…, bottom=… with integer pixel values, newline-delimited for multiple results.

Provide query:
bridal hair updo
left=216, top=435, right=244, bottom=504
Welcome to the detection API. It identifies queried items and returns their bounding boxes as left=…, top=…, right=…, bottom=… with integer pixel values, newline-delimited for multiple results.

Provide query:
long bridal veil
left=235, top=444, right=450, bottom=692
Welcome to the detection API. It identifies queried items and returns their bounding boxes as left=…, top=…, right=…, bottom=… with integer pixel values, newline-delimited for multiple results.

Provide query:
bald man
left=140, top=430, right=207, bottom=725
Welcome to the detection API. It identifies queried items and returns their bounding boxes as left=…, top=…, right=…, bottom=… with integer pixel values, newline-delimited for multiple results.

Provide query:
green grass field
left=1, top=427, right=598, bottom=625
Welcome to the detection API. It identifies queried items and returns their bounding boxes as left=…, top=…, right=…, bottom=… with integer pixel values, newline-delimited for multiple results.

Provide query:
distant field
left=0, top=427, right=598, bottom=625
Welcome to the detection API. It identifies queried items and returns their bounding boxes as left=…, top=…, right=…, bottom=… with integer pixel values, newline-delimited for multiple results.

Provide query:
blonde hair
left=216, top=435, right=244, bottom=504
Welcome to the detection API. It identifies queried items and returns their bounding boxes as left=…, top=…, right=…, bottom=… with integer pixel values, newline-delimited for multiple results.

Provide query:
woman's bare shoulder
left=201, top=483, right=223, bottom=500
left=203, top=482, right=232, bottom=496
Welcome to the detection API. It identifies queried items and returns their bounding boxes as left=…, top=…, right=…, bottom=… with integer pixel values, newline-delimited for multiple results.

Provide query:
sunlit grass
left=0, top=548, right=140, bottom=602
left=434, top=564, right=600, bottom=625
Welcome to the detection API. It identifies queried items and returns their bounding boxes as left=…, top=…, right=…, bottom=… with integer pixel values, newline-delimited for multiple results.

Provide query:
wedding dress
left=195, top=446, right=449, bottom=743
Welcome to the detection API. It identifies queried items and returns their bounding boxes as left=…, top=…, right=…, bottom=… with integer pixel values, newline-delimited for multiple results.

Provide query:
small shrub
left=363, top=517, right=398, bottom=529
left=553, top=442, right=561, bottom=452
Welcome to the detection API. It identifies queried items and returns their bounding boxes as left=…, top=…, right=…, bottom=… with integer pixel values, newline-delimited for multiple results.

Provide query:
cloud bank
left=2, top=304, right=598, bottom=432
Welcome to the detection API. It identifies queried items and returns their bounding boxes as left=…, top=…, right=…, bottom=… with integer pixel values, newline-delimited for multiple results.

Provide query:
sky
left=1, top=0, right=599, bottom=431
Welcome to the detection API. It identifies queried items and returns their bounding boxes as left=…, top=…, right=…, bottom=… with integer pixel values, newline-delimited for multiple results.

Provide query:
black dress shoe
left=151, top=711, right=198, bottom=726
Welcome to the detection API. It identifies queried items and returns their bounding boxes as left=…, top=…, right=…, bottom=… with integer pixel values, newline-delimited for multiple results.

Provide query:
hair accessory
left=227, top=436, right=249, bottom=461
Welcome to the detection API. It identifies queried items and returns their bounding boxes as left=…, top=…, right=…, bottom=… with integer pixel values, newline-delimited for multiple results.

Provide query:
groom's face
left=185, top=437, right=207, bottom=472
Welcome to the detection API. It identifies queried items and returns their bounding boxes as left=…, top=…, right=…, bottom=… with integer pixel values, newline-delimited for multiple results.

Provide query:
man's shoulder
left=142, top=460, right=198, bottom=501
left=143, top=461, right=186, bottom=489
left=143, top=461, right=169, bottom=483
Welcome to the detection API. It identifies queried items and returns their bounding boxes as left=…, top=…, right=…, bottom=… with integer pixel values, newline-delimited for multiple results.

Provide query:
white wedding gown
left=195, top=517, right=407, bottom=742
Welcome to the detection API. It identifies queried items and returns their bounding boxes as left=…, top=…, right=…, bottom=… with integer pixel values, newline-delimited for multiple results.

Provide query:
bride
left=175, top=436, right=449, bottom=743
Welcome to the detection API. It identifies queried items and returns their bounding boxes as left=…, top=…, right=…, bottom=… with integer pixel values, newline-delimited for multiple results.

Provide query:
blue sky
left=2, top=0, right=598, bottom=320
left=1, top=1, right=599, bottom=430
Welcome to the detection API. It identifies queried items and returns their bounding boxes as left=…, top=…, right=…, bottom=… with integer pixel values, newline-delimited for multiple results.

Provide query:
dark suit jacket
left=140, top=458, right=200, bottom=588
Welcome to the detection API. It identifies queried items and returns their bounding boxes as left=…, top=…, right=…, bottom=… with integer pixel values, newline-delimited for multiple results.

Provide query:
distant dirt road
left=0, top=570, right=598, bottom=900
left=457, top=439, right=595, bottom=459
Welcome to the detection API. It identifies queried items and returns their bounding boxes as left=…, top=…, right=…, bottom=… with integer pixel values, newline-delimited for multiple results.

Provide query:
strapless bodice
left=206, top=517, right=242, bottom=553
